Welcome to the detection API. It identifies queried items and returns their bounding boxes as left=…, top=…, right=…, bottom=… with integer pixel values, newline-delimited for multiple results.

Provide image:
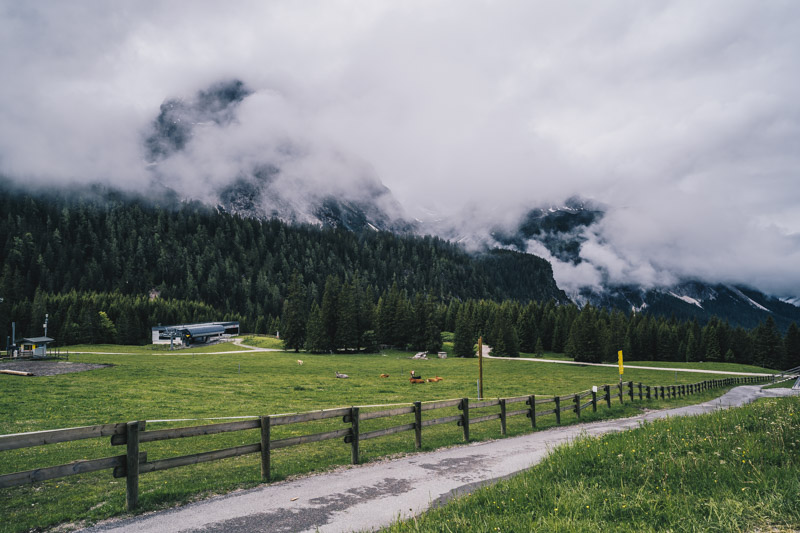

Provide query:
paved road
left=81, top=385, right=798, bottom=533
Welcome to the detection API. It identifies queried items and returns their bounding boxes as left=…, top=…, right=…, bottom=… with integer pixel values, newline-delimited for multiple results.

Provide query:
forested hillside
left=0, top=180, right=565, bottom=343
left=1, top=179, right=797, bottom=370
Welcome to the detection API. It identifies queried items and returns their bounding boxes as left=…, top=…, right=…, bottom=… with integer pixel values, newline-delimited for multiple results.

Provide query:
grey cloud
left=0, top=1, right=799, bottom=295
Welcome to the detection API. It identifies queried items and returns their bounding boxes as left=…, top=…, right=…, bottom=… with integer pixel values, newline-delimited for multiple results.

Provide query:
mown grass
left=0, top=348, right=774, bottom=532
left=382, top=396, right=800, bottom=533
left=64, top=341, right=247, bottom=354
left=624, top=360, right=778, bottom=373
left=239, top=334, right=284, bottom=349
left=765, top=378, right=799, bottom=389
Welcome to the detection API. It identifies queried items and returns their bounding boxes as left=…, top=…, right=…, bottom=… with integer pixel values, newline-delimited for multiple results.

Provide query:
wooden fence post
left=260, top=416, right=271, bottom=481
left=554, top=396, right=561, bottom=425
left=618, top=382, right=624, bottom=404
left=660, top=386, right=665, bottom=399
left=592, top=389, right=597, bottom=412
left=628, top=381, right=634, bottom=402
left=460, top=398, right=470, bottom=441
left=638, top=382, right=643, bottom=400
left=646, top=385, right=651, bottom=399
left=126, top=420, right=141, bottom=511
left=528, top=395, right=536, bottom=428
left=604, top=385, right=611, bottom=408
left=500, top=399, right=507, bottom=436
left=350, top=407, right=360, bottom=465
left=414, top=401, right=422, bottom=450
left=574, top=394, right=581, bottom=419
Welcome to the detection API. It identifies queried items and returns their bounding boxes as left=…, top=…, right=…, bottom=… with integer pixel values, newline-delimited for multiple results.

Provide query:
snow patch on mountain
left=727, top=285, right=771, bottom=313
left=781, top=296, right=800, bottom=307
left=669, top=292, right=703, bottom=309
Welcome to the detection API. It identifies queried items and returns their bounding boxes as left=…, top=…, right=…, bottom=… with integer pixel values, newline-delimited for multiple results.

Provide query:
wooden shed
left=20, top=337, right=55, bottom=358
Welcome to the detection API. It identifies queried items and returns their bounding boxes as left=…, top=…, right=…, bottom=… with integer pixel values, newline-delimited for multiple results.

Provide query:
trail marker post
left=478, top=336, right=484, bottom=400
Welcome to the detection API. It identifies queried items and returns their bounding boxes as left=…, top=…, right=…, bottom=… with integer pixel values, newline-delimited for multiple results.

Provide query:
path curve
left=80, top=385, right=798, bottom=533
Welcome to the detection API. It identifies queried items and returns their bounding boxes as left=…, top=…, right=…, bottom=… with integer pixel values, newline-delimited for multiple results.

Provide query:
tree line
left=278, top=274, right=799, bottom=370
left=4, top=289, right=239, bottom=346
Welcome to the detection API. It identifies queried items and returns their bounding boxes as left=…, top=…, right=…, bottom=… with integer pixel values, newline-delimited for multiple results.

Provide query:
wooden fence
left=0, top=375, right=773, bottom=510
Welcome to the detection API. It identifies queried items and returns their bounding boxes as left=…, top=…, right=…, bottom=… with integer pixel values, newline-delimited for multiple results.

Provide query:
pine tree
left=566, top=306, right=601, bottom=363
left=534, top=337, right=544, bottom=358
left=423, top=295, right=442, bottom=353
left=335, top=281, right=357, bottom=352
left=517, top=303, right=538, bottom=353
left=97, top=311, right=117, bottom=344
left=282, top=273, right=307, bottom=353
left=782, top=322, right=800, bottom=370
left=754, top=316, right=782, bottom=368
left=453, top=306, right=475, bottom=357
left=703, top=325, right=721, bottom=362
left=304, top=302, right=326, bottom=353
left=320, top=276, right=341, bottom=352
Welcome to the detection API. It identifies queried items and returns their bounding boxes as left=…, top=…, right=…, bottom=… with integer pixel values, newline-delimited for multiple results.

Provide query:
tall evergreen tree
left=281, top=272, right=307, bottom=353
left=783, top=322, right=800, bottom=370
left=566, top=305, right=601, bottom=363
left=304, top=302, right=326, bottom=353
left=320, top=276, right=341, bottom=352
left=754, top=316, right=783, bottom=368
left=453, top=305, right=475, bottom=357
left=335, top=281, right=357, bottom=352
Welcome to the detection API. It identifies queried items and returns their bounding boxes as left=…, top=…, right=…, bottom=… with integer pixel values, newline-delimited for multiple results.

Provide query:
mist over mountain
left=434, top=199, right=800, bottom=330
left=143, top=79, right=413, bottom=233
left=33, top=74, right=799, bottom=330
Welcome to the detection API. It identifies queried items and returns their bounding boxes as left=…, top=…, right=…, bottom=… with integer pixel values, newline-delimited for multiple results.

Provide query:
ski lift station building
left=151, top=322, right=239, bottom=345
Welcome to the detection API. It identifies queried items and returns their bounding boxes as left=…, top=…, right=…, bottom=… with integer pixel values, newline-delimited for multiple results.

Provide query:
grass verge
left=382, top=396, right=800, bottom=532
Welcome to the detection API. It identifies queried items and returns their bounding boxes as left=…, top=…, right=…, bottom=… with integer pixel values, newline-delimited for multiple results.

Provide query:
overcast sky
left=1, top=1, right=799, bottom=297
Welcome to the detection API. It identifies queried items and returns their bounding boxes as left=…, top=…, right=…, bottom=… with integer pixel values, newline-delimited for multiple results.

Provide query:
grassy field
left=765, top=378, right=799, bottom=389
left=383, top=395, right=800, bottom=532
left=63, top=341, right=249, bottom=354
left=0, top=345, right=775, bottom=532
left=239, top=334, right=285, bottom=350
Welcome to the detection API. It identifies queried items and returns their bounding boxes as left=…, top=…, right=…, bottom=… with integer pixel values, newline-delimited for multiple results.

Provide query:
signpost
left=618, top=350, right=624, bottom=390
left=478, top=336, right=484, bottom=400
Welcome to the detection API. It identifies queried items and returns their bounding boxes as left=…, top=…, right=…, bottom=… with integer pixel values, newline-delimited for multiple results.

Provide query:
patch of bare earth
left=0, top=360, right=111, bottom=376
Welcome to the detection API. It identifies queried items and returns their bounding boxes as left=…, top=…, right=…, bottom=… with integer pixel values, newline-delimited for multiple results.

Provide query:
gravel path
left=80, top=385, right=798, bottom=533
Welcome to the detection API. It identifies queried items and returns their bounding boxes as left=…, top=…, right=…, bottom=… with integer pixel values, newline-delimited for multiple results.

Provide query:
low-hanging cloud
left=1, top=1, right=799, bottom=296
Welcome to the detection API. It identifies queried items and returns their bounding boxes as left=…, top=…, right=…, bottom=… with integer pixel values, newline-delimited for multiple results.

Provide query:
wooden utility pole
left=478, top=336, right=484, bottom=399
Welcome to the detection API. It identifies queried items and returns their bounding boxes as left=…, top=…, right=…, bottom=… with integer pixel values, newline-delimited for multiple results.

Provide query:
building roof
left=21, top=337, right=54, bottom=344
left=152, top=321, right=238, bottom=332
left=181, top=325, right=225, bottom=336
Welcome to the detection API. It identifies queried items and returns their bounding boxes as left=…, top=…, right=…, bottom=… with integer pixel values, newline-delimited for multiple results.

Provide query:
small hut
left=19, top=337, right=55, bottom=358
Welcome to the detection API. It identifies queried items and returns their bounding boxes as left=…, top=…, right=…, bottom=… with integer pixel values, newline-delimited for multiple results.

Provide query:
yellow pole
left=618, top=350, right=624, bottom=389
left=478, top=336, right=484, bottom=399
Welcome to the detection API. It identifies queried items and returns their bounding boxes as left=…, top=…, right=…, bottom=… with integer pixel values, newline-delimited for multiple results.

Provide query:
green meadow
left=0, top=340, right=775, bottom=532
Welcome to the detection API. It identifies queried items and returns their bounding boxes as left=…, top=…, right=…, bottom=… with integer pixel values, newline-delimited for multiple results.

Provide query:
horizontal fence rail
left=0, top=374, right=774, bottom=509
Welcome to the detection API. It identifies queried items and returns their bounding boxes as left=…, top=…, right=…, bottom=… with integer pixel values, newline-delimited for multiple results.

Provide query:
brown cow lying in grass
left=409, top=370, right=425, bottom=384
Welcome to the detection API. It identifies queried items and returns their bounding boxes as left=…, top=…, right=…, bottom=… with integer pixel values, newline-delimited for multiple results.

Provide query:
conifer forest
left=1, top=181, right=798, bottom=370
